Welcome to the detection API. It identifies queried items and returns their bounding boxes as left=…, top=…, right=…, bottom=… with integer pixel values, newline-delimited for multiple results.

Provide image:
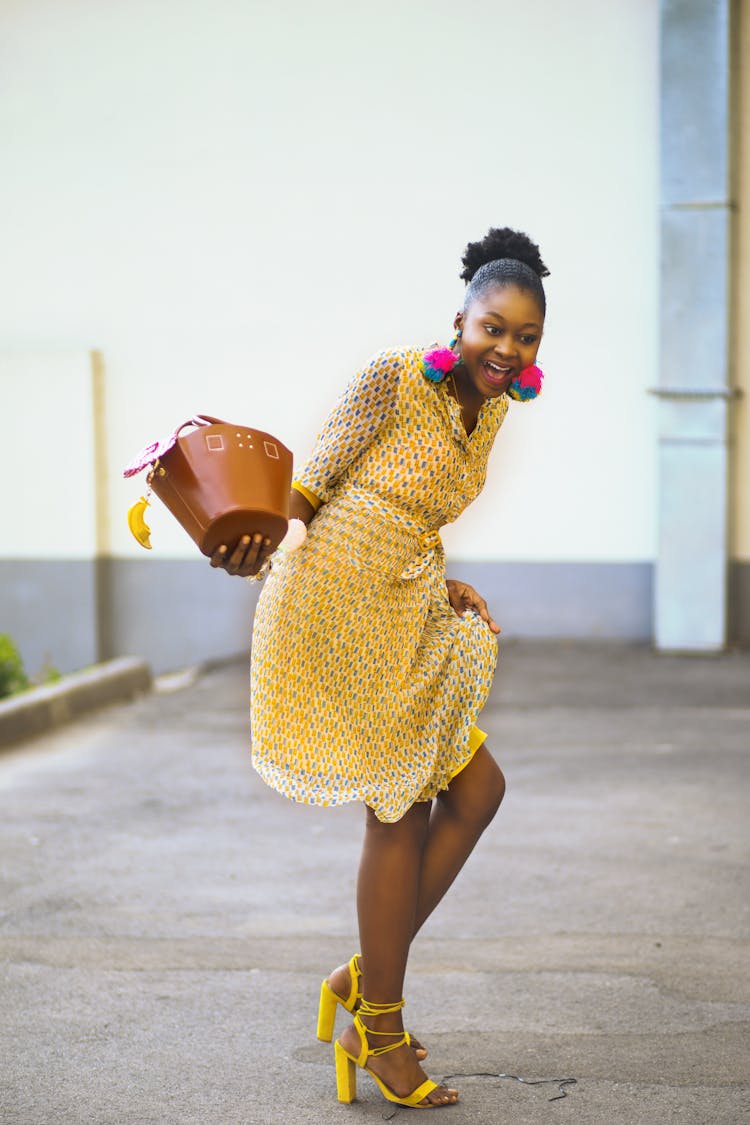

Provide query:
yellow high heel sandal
left=334, top=998, right=448, bottom=1109
left=317, top=953, right=362, bottom=1041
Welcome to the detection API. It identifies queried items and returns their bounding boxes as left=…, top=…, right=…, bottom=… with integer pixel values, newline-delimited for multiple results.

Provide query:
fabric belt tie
left=321, top=489, right=444, bottom=582
left=398, top=528, right=443, bottom=581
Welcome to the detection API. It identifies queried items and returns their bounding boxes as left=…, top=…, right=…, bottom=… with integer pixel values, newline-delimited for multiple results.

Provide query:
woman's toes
left=409, top=1035, right=428, bottom=1061
left=425, top=1085, right=457, bottom=1106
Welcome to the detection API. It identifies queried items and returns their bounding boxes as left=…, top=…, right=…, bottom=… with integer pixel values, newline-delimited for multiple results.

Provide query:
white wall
left=0, top=351, right=98, bottom=558
left=0, top=0, right=660, bottom=564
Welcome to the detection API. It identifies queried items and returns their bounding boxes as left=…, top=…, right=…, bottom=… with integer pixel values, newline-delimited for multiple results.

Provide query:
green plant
left=38, top=660, right=62, bottom=685
left=0, top=634, right=30, bottom=699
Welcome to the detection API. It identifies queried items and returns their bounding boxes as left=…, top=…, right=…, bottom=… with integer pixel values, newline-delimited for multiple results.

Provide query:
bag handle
left=123, top=415, right=234, bottom=478
left=174, top=414, right=229, bottom=436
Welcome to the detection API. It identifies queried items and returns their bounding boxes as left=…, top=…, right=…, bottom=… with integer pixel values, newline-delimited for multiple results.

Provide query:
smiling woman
left=451, top=228, right=548, bottom=426
left=451, top=285, right=545, bottom=427
left=213, top=227, right=550, bottom=1111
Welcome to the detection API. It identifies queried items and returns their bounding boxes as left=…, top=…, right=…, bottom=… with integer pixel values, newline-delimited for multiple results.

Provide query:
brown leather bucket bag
left=145, top=415, right=293, bottom=556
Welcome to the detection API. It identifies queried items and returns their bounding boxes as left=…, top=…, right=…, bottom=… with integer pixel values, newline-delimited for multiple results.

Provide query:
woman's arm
left=211, top=349, right=400, bottom=578
left=293, top=349, right=400, bottom=504
left=289, top=486, right=317, bottom=526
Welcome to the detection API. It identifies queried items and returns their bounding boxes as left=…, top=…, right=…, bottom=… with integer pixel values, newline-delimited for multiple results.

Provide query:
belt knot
left=415, top=529, right=441, bottom=551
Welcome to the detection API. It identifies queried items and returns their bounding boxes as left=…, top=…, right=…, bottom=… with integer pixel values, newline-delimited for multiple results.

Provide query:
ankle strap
left=358, top=997, right=405, bottom=1018
left=355, top=997, right=407, bottom=1058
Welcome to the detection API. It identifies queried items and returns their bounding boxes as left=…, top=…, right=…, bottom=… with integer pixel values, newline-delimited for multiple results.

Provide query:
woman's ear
left=453, top=310, right=464, bottom=333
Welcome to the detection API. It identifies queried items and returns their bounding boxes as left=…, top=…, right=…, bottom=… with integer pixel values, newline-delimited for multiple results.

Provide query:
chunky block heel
left=334, top=1039, right=357, bottom=1103
left=317, top=979, right=338, bottom=1042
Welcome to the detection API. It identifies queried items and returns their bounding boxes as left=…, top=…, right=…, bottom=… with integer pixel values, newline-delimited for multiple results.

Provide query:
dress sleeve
left=293, top=348, right=402, bottom=504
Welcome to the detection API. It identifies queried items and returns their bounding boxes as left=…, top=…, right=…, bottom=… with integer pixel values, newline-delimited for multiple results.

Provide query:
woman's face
left=454, top=283, right=544, bottom=399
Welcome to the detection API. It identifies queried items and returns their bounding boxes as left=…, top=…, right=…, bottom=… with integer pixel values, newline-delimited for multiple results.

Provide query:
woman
left=212, top=226, right=549, bottom=1109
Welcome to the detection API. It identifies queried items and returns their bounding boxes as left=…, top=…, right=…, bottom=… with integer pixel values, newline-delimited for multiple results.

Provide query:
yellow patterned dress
left=250, top=346, right=509, bottom=823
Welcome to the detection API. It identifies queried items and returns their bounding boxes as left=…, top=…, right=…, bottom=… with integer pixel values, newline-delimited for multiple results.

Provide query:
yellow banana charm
left=127, top=495, right=153, bottom=549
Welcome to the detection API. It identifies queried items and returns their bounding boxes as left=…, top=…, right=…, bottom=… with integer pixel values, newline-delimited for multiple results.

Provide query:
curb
left=0, top=657, right=153, bottom=750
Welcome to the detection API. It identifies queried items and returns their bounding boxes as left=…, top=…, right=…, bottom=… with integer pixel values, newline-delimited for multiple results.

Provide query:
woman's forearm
left=289, top=487, right=318, bottom=526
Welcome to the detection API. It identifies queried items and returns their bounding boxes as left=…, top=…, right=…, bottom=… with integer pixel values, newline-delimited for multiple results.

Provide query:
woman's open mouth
left=481, top=360, right=513, bottom=389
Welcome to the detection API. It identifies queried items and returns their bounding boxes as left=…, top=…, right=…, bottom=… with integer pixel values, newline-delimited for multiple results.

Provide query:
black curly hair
left=461, top=227, right=550, bottom=315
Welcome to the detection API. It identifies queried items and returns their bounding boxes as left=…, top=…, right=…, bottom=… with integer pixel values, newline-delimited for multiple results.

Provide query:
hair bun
left=460, top=227, right=550, bottom=283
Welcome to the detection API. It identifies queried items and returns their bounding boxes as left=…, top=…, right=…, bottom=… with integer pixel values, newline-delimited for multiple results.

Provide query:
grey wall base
left=98, top=558, right=260, bottom=675
left=3, top=559, right=750, bottom=677
left=1, top=558, right=260, bottom=678
left=445, top=560, right=654, bottom=641
left=729, top=561, right=750, bottom=647
left=0, top=560, right=99, bottom=680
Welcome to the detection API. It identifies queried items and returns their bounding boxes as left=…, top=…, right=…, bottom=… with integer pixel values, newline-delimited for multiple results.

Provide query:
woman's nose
left=494, top=335, right=516, bottom=358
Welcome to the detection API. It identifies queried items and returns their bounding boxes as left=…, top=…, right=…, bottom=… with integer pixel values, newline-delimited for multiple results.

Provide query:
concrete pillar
left=655, top=0, right=735, bottom=650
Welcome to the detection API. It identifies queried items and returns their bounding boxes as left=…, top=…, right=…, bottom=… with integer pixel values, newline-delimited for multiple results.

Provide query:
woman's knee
left=475, top=761, right=505, bottom=826
left=490, top=763, right=506, bottom=816
left=443, top=749, right=506, bottom=830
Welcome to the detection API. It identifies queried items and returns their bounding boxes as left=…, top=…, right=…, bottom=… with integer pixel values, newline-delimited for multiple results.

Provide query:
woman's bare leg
left=356, top=802, right=428, bottom=1003
left=413, top=744, right=505, bottom=934
left=329, top=745, right=504, bottom=989
left=338, top=801, right=458, bottom=1106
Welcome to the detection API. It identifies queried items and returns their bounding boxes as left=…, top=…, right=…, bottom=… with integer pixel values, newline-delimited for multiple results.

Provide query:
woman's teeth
left=483, top=361, right=512, bottom=385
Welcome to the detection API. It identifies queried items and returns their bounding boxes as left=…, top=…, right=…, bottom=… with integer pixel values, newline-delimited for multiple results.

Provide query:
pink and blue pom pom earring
left=507, top=364, right=544, bottom=401
left=422, top=331, right=463, bottom=383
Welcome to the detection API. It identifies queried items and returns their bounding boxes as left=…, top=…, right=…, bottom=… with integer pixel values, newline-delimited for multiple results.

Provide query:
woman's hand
left=446, top=579, right=501, bottom=634
left=210, top=533, right=273, bottom=578
left=209, top=489, right=317, bottom=578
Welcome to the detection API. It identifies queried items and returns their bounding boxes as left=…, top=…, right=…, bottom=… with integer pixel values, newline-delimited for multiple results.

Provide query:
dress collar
left=417, top=344, right=507, bottom=450
left=437, top=379, right=506, bottom=450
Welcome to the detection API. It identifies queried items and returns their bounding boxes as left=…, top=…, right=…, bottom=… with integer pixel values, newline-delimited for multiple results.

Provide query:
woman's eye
left=484, top=325, right=500, bottom=335
left=520, top=335, right=537, bottom=346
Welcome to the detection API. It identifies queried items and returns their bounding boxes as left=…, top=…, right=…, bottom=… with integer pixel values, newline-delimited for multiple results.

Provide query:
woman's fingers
left=449, top=579, right=503, bottom=634
left=485, top=611, right=502, bottom=634
left=210, top=534, right=272, bottom=576
left=248, top=536, right=274, bottom=575
left=458, top=583, right=502, bottom=635
left=228, top=534, right=264, bottom=576
left=229, top=535, right=258, bottom=574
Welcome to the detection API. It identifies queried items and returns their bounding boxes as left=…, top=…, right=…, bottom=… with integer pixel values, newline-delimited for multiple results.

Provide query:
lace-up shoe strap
left=354, top=999, right=408, bottom=1063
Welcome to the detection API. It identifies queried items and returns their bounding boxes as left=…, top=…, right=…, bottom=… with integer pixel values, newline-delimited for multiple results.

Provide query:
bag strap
left=174, top=414, right=229, bottom=437
left=124, top=415, right=230, bottom=478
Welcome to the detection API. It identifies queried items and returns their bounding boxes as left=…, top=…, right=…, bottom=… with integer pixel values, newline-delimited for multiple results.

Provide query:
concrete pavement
left=1, top=642, right=748, bottom=1125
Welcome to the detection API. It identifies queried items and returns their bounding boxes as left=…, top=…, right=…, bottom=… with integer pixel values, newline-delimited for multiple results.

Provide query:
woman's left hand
left=446, top=579, right=501, bottom=634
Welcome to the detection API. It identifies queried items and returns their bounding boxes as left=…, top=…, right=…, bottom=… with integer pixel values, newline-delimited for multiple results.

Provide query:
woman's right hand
left=210, top=533, right=273, bottom=578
